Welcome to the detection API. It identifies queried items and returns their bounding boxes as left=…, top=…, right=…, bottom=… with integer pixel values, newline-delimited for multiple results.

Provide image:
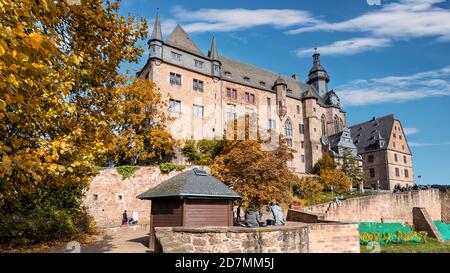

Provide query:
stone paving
left=52, top=225, right=151, bottom=253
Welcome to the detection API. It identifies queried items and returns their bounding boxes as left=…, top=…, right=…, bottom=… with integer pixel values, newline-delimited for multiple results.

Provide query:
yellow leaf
left=0, top=99, right=6, bottom=111
left=29, top=33, right=43, bottom=49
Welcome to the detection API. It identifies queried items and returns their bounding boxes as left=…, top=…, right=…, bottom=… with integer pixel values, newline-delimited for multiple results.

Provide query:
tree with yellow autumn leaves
left=0, top=0, right=168, bottom=246
left=211, top=139, right=295, bottom=209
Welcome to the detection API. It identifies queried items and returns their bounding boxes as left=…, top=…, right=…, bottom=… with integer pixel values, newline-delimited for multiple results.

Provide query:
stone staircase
left=413, top=207, right=443, bottom=242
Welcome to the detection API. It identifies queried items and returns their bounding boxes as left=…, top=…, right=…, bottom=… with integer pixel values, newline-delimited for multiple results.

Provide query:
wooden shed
left=137, top=168, right=241, bottom=249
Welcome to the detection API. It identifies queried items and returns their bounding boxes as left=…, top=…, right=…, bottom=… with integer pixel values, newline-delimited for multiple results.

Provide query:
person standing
left=122, top=210, right=128, bottom=225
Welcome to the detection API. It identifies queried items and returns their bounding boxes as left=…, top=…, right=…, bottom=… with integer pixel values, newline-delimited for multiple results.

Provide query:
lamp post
left=417, top=175, right=422, bottom=185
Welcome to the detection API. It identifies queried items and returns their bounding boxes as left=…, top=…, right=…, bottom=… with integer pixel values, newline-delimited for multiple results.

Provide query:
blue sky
left=118, top=0, right=450, bottom=185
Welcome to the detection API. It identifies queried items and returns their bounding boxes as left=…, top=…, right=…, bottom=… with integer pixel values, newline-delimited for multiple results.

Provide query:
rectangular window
left=226, top=104, right=236, bottom=121
left=403, top=156, right=407, bottom=164
left=370, top=168, right=375, bottom=178
left=395, top=168, right=400, bottom=177
left=301, top=155, right=305, bottom=163
left=297, top=105, right=300, bottom=114
left=245, top=92, right=255, bottom=104
left=368, top=155, right=374, bottom=163
left=170, top=51, right=181, bottom=62
left=226, top=88, right=237, bottom=99
left=267, top=97, right=271, bottom=106
left=286, top=139, right=293, bottom=147
left=404, top=169, right=409, bottom=178
left=169, top=72, right=182, bottom=86
left=301, top=141, right=304, bottom=149
left=193, top=104, right=204, bottom=118
left=193, top=79, right=204, bottom=92
left=194, top=60, right=204, bottom=68
left=169, top=99, right=181, bottom=113
left=268, top=119, right=276, bottom=130
left=299, top=124, right=305, bottom=134
left=394, top=154, right=398, bottom=162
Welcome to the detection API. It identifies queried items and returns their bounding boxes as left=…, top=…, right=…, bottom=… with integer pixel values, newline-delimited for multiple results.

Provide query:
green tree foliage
left=182, top=139, right=223, bottom=165
left=312, top=153, right=337, bottom=175
left=116, top=165, right=140, bottom=180
left=159, top=162, right=185, bottom=174
left=0, top=0, right=148, bottom=246
left=340, top=148, right=365, bottom=188
left=211, top=139, right=295, bottom=208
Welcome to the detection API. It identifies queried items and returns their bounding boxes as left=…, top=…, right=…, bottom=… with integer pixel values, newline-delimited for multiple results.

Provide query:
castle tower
left=148, top=11, right=163, bottom=60
left=307, top=48, right=329, bottom=98
left=208, top=36, right=221, bottom=78
left=274, top=76, right=287, bottom=119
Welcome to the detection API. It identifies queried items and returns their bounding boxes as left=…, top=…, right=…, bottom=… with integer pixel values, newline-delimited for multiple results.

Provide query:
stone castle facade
left=138, top=13, right=347, bottom=174
left=349, top=115, right=415, bottom=190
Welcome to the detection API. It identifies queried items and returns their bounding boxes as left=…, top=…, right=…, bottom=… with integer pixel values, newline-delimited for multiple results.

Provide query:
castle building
left=349, top=115, right=415, bottom=190
left=138, top=13, right=348, bottom=174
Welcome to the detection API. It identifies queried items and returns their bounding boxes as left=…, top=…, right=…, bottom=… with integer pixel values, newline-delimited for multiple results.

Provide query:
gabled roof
left=137, top=169, right=241, bottom=200
left=349, top=114, right=395, bottom=153
left=166, top=25, right=205, bottom=57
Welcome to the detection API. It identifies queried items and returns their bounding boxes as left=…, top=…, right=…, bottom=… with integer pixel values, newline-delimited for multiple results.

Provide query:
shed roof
left=137, top=169, right=242, bottom=200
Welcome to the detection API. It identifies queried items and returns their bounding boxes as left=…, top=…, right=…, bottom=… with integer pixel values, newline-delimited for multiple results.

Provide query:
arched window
left=340, top=118, right=344, bottom=130
left=284, top=118, right=293, bottom=147
left=334, top=115, right=340, bottom=134
left=321, top=115, right=327, bottom=136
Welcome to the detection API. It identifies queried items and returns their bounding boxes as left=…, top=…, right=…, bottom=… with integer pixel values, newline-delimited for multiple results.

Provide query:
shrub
left=0, top=184, right=95, bottom=247
left=116, top=165, right=140, bottom=179
left=293, top=176, right=323, bottom=199
left=159, top=163, right=186, bottom=174
left=182, top=139, right=223, bottom=165
left=359, top=231, right=428, bottom=245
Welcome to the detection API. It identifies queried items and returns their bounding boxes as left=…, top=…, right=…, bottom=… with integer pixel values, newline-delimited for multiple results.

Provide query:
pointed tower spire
left=151, top=10, right=163, bottom=41
left=208, top=36, right=219, bottom=61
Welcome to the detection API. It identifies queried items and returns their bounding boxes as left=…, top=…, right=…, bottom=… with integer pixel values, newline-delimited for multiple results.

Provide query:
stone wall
left=412, top=207, right=443, bottom=241
left=441, top=190, right=450, bottom=223
left=154, top=223, right=360, bottom=253
left=83, top=166, right=192, bottom=227
left=302, top=189, right=441, bottom=225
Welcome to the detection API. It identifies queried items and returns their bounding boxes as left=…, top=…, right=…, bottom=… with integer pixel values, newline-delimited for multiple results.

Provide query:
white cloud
left=295, top=37, right=391, bottom=57
left=336, top=66, right=450, bottom=106
left=403, top=128, right=419, bottom=136
left=163, top=6, right=320, bottom=33
left=287, top=0, right=450, bottom=41
left=409, top=141, right=450, bottom=147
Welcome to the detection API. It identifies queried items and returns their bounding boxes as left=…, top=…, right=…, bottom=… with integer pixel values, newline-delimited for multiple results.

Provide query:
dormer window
left=194, top=60, right=204, bottom=68
left=287, top=89, right=293, bottom=94
left=224, top=71, right=232, bottom=78
left=171, top=51, right=182, bottom=62
left=243, top=77, right=250, bottom=83
left=260, top=81, right=266, bottom=87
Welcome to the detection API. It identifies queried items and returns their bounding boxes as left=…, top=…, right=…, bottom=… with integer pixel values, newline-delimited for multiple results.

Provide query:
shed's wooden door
left=183, top=199, right=232, bottom=227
